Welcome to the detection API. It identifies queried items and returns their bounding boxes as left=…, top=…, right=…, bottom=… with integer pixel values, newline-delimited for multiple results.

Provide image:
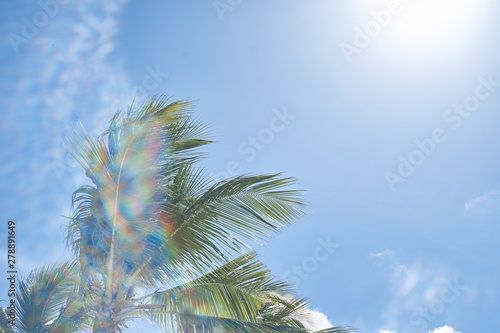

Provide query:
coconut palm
left=0, top=308, right=15, bottom=333
left=15, top=262, right=85, bottom=333
left=13, top=96, right=354, bottom=333
left=14, top=256, right=352, bottom=332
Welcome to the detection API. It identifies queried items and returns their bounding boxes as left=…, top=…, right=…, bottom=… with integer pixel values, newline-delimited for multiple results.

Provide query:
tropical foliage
left=0, top=308, right=15, bottom=333
left=6, top=97, right=354, bottom=333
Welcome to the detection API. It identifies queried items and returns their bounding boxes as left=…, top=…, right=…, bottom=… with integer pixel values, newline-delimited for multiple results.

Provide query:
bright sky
left=1, top=1, right=499, bottom=332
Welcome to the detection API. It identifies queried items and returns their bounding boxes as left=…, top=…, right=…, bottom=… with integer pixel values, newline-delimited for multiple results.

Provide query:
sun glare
left=391, top=0, right=484, bottom=48
left=348, top=0, right=489, bottom=62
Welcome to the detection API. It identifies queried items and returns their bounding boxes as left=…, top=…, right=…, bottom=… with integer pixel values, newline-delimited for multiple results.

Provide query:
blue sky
left=1, top=0, right=500, bottom=332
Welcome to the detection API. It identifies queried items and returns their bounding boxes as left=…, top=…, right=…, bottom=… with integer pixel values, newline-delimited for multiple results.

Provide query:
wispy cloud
left=464, top=190, right=499, bottom=212
left=0, top=0, right=132, bottom=276
left=369, top=249, right=395, bottom=258
left=369, top=250, right=467, bottom=333
left=369, top=249, right=410, bottom=285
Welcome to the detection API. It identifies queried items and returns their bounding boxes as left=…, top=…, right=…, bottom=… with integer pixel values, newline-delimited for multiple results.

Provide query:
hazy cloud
left=369, top=250, right=466, bottom=333
left=370, top=249, right=395, bottom=258
left=464, top=190, right=499, bottom=211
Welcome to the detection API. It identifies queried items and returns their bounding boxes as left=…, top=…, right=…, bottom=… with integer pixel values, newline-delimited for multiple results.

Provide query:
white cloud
left=279, top=294, right=333, bottom=331
left=302, top=308, right=334, bottom=331
left=464, top=190, right=499, bottom=211
left=428, top=326, right=461, bottom=333
left=380, top=326, right=461, bottom=333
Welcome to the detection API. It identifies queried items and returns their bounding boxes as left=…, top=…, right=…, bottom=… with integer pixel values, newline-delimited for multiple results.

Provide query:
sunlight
left=346, top=0, right=489, bottom=63
left=390, top=0, right=485, bottom=48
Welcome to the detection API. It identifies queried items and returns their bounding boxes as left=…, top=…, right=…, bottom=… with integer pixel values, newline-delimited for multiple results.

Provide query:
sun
left=391, top=0, right=484, bottom=48
left=349, top=0, right=489, bottom=62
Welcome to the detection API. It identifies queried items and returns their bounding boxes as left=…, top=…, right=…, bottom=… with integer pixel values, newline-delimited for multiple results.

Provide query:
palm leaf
left=0, top=308, right=15, bottom=333
left=139, top=254, right=353, bottom=333
left=16, top=262, right=85, bottom=333
left=129, top=173, right=308, bottom=287
left=144, top=254, right=290, bottom=325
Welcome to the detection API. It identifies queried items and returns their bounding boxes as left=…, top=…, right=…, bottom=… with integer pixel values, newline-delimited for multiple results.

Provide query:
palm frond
left=142, top=174, right=308, bottom=281
left=140, top=254, right=355, bottom=333
left=0, top=308, right=15, bottom=333
left=259, top=294, right=356, bottom=333
left=16, top=262, right=85, bottom=333
left=144, top=254, right=290, bottom=325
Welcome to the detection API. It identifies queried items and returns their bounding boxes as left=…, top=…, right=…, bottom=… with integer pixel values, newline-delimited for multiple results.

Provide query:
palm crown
left=10, top=97, right=354, bottom=333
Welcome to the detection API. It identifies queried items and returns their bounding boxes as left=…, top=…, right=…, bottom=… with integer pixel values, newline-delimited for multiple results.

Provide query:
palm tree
left=15, top=256, right=352, bottom=332
left=0, top=307, right=15, bottom=333
left=16, top=262, right=85, bottom=333
left=13, top=96, right=354, bottom=332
